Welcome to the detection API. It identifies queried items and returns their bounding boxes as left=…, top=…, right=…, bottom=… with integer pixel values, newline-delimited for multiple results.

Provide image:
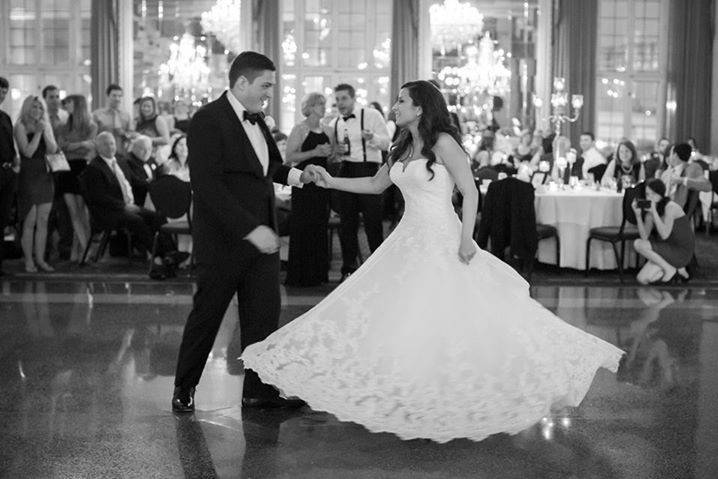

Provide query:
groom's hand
left=300, top=165, right=318, bottom=184
left=245, top=225, right=280, bottom=254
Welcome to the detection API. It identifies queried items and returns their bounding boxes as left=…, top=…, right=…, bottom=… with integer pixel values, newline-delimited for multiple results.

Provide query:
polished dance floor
left=1, top=277, right=717, bottom=478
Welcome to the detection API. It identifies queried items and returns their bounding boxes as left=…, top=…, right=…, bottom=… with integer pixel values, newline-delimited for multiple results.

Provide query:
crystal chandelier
left=201, top=0, right=242, bottom=54
left=430, top=0, right=484, bottom=54
left=159, top=33, right=210, bottom=95
left=437, top=32, right=510, bottom=97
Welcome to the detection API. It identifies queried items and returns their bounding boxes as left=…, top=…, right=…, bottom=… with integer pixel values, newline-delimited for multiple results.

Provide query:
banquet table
left=533, top=187, right=635, bottom=270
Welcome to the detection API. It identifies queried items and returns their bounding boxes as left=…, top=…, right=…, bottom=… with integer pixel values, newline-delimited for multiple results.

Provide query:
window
left=0, top=0, right=91, bottom=119
left=279, top=0, right=392, bottom=132
left=595, top=0, right=667, bottom=151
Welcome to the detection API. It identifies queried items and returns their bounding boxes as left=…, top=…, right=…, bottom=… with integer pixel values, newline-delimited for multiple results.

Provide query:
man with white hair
left=121, top=134, right=158, bottom=207
left=82, top=131, right=188, bottom=279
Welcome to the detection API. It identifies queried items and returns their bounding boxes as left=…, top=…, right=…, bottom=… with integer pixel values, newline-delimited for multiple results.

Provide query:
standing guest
left=284, top=92, right=333, bottom=287
left=162, top=135, right=189, bottom=182
left=92, top=84, right=133, bottom=156
left=601, top=140, right=644, bottom=187
left=135, top=96, right=171, bottom=149
left=121, top=135, right=158, bottom=207
left=632, top=178, right=694, bottom=284
left=56, top=94, right=95, bottom=262
left=42, top=84, right=72, bottom=261
left=0, top=77, right=18, bottom=275
left=659, top=143, right=711, bottom=212
left=14, top=95, right=58, bottom=272
left=578, top=132, right=606, bottom=179
left=331, top=83, right=390, bottom=282
left=173, top=101, right=192, bottom=134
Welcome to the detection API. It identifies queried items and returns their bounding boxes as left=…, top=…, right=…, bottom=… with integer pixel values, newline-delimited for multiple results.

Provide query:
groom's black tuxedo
left=174, top=91, right=295, bottom=400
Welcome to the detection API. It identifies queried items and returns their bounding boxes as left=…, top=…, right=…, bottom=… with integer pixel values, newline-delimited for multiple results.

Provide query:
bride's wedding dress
left=242, top=159, right=623, bottom=443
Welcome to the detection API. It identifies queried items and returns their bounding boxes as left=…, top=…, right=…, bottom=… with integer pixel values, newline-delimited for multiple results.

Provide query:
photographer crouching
left=632, top=178, right=695, bottom=285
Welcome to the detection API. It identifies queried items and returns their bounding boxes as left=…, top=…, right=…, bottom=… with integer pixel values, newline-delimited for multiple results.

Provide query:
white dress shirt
left=581, top=146, right=606, bottom=178
left=101, top=155, right=134, bottom=205
left=661, top=162, right=686, bottom=198
left=226, top=90, right=303, bottom=186
left=331, top=106, right=390, bottom=164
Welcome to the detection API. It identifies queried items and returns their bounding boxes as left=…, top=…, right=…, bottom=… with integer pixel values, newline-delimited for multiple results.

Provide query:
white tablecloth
left=534, top=188, right=635, bottom=270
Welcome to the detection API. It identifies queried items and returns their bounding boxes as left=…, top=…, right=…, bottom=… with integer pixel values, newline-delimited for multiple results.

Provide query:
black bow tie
left=342, top=114, right=356, bottom=122
left=243, top=110, right=265, bottom=125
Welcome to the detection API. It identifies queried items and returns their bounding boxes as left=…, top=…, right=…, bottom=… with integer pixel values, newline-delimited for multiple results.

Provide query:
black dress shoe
left=164, top=251, right=191, bottom=266
left=172, top=386, right=196, bottom=413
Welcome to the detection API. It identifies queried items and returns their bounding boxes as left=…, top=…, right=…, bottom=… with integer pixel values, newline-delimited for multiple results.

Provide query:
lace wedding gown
left=242, top=159, right=624, bottom=443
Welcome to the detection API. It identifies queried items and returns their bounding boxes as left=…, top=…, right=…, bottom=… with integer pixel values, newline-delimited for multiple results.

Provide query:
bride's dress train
left=242, top=159, right=623, bottom=443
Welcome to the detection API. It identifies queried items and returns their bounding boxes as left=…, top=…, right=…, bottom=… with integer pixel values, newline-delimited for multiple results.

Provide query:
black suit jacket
left=120, top=153, right=157, bottom=206
left=476, top=177, right=537, bottom=260
left=81, top=156, right=133, bottom=229
left=189, top=91, right=293, bottom=264
left=0, top=110, right=15, bottom=166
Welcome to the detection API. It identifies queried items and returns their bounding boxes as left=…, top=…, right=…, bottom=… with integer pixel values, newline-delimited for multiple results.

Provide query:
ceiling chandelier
left=159, top=33, right=210, bottom=94
left=201, top=0, right=242, bottom=54
left=430, top=0, right=484, bottom=53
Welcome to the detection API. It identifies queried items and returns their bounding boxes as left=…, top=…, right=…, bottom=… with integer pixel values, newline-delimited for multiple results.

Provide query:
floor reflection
left=1, top=280, right=717, bottom=478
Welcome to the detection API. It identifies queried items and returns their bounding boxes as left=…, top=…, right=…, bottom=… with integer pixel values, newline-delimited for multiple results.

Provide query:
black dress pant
left=337, top=161, right=384, bottom=274
left=112, top=207, right=173, bottom=257
left=174, top=251, right=281, bottom=400
left=0, top=166, right=18, bottom=267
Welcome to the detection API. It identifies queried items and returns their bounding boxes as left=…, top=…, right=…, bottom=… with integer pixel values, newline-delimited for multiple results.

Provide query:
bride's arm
left=437, top=133, right=479, bottom=263
left=318, top=164, right=393, bottom=194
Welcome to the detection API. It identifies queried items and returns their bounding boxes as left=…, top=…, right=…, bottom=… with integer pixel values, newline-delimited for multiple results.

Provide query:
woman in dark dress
left=57, top=94, right=96, bottom=261
left=135, top=97, right=170, bottom=150
left=632, top=178, right=695, bottom=285
left=601, top=139, right=645, bottom=187
left=14, top=95, right=58, bottom=272
left=284, top=93, right=333, bottom=286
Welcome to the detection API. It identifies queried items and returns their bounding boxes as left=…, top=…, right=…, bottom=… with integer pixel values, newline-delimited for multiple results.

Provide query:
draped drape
left=668, top=0, right=714, bottom=151
left=253, top=0, right=281, bottom=122
left=390, top=0, right=420, bottom=106
left=551, top=0, right=597, bottom=146
left=91, top=0, right=119, bottom=109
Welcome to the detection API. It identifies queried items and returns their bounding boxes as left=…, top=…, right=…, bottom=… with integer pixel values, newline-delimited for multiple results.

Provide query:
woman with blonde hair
left=57, top=94, right=96, bottom=261
left=284, top=92, right=333, bottom=286
left=13, top=95, right=58, bottom=272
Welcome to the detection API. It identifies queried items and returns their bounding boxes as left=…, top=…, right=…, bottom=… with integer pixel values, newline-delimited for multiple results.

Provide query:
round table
left=534, top=188, right=635, bottom=270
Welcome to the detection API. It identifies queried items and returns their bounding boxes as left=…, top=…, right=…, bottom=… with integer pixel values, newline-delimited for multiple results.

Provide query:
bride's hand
left=312, top=166, right=333, bottom=188
left=458, top=238, right=477, bottom=265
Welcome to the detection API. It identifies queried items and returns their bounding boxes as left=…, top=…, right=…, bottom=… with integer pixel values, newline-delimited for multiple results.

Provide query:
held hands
left=245, top=225, right=280, bottom=254
left=310, top=165, right=333, bottom=188
left=458, top=238, right=477, bottom=265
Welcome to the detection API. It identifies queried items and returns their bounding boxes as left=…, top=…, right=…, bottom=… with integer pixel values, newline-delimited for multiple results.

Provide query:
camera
left=637, top=199, right=652, bottom=209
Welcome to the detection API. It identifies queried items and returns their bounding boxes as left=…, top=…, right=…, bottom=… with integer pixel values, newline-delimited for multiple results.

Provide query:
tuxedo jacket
left=188, top=91, right=293, bottom=264
left=0, top=110, right=15, bottom=166
left=82, top=156, right=138, bottom=229
left=120, top=153, right=158, bottom=206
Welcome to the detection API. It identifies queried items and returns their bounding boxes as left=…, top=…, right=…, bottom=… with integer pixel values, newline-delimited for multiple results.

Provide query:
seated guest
left=82, top=132, right=187, bottom=279
left=514, top=129, right=535, bottom=163
left=162, top=135, right=189, bottom=182
left=632, top=178, right=694, bottom=284
left=121, top=135, right=158, bottom=207
left=578, top=131, right=606, bottom=179
left=659, top=143, right=711, bottom=212
left=135, top=97, right=170, bottom=149
left=529, top=133, right=555, bottom=171
left=601, top=139, right=644, bottom=187
left=645, top=137, right=670, bottom=179
left=284, top=92, right=332, bottom=287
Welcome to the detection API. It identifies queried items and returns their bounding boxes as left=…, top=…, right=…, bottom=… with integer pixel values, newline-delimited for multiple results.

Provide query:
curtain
left=390, top=0, right=420, bottom=105
left=253, top=0, right=281, bottom=122
left=551, top=0, right=597, bottom=146
left=91, top=0, right=118, bottom=109
left=668, top=0, right=714, bottom=151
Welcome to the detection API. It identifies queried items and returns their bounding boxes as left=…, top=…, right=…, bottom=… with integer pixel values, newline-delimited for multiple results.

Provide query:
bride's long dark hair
left=387, top=80, right=465, bottom=180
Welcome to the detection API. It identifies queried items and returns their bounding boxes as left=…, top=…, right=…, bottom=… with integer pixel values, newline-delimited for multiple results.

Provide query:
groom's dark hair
left=229, top=51, right=276, bottom=88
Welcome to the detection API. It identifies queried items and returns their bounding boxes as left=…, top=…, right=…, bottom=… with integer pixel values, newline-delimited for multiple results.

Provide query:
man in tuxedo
left=0, top=77, right=18, bottom=275
left=120, top=135, right=158, bottom=207
left=660, top=143, right=711, bottom=212
left=172, top=51, right=317, bottom=412
left=82, top=132, right=185, bottom=279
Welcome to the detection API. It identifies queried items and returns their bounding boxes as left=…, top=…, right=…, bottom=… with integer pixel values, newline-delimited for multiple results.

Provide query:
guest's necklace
left=620, top=162, right=634, bottom=174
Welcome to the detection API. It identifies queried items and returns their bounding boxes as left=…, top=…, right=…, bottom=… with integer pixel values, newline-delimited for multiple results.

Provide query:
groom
left=172, top=51, right=318, bottom=412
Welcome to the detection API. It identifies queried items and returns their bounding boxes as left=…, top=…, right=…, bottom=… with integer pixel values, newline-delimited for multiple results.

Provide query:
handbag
left=46, top=150, right=71, bottom=172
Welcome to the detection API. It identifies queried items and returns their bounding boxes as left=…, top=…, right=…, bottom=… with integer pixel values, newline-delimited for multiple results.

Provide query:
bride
left=242, top=80, right=624, bottom=443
